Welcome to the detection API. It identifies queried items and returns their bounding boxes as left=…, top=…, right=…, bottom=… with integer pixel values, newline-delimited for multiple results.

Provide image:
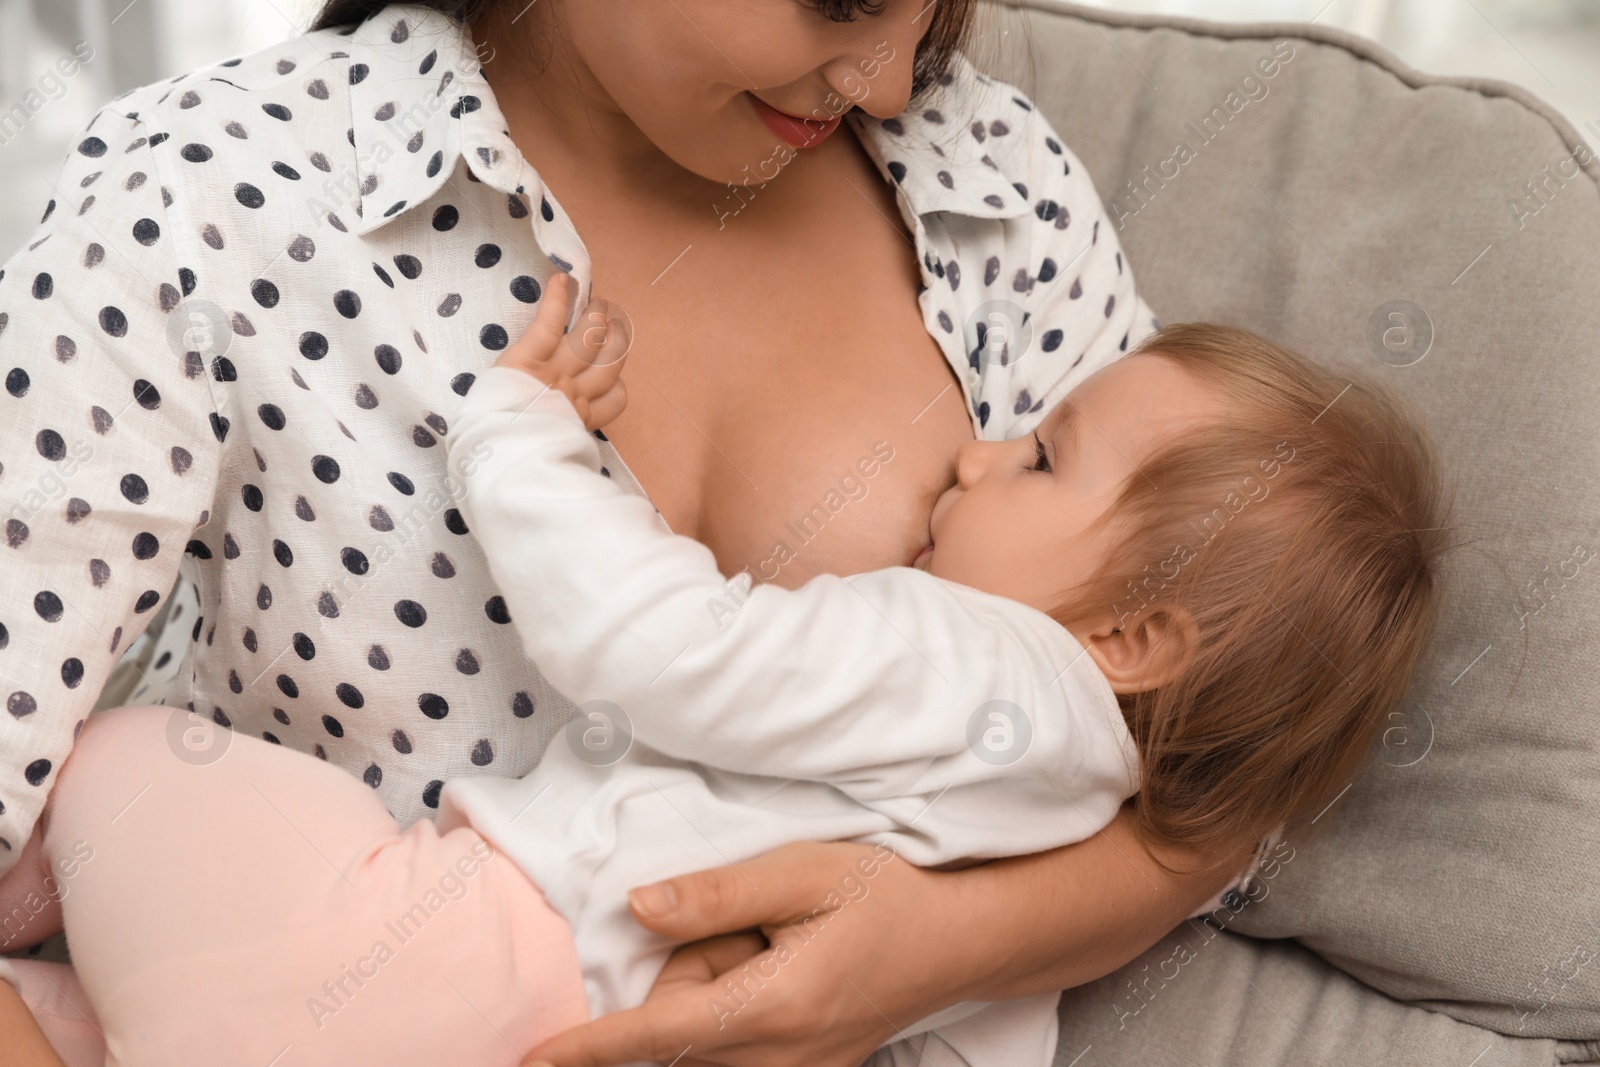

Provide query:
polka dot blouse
left=0, top=3, right=1158, bottom=870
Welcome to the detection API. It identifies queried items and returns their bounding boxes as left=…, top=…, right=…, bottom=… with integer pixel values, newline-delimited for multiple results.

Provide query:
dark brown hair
left=1048, top=323, right=1451, bottom=864
left=310, top=0, right=979, bottom=102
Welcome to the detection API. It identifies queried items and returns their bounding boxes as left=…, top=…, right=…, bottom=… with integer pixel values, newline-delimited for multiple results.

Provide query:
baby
left=0, top=272, right=1446, bottom=1067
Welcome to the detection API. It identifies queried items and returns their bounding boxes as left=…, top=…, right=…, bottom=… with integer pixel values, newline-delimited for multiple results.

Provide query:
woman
left=0, top=0, right=1253, bottom=1063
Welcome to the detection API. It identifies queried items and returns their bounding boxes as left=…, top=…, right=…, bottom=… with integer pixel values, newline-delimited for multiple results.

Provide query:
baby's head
left=918, top=322, right=1448, bottom=857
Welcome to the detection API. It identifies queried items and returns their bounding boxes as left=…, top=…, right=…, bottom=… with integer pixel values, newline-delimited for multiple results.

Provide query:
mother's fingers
left=653, top=931, right=770, bottom=989
left=527, top=930, right=879, bottom=1067
left=526, top=986, right=721, bottom=1067
left=531, top=844, right=912, bottom=1067
left=526, top=932, right=771, bottom=1067
left=625, top=841, right=893, bottom=942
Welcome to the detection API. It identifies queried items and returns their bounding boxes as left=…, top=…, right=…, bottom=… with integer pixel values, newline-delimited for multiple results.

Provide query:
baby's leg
left=0, top=823, right=64, bottom=953
left=0, top=754, right=101, bottom=1064
left=38, top=704, right=588, bottom=1066
left=6, top=959, right=104, bottom=1067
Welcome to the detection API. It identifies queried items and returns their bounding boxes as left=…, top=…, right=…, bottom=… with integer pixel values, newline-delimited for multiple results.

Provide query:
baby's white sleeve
left=447, top=367, right=1137, bottom=826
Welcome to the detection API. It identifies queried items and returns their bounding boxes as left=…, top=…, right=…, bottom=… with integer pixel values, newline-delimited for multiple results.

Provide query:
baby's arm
left=449, top=280, right=1132, bottom=826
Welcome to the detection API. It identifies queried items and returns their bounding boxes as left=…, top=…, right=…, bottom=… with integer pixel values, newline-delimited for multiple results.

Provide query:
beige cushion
left=976, top=3, right=1600, bottom=1062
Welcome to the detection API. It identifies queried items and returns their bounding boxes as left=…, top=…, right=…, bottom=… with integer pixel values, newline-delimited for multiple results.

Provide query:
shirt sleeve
left=449, top=368, right=1136, bottom=838
left=865, top=993, right=1064, bottom=1067
left=0, top=106, right=223, bottom=874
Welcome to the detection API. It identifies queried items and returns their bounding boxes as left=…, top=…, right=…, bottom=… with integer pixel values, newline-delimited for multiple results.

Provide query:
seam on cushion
left=1555, top=1038, right=1600, bottom=1063
left=997, top=0, right=1600, bottom=192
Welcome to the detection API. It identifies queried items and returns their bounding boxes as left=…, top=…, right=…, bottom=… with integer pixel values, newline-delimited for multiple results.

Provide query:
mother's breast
left=571, top=128, right=978, bottom=586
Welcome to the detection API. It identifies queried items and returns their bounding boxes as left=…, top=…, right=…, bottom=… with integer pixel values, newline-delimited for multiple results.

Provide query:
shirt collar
left=344, top=5, right=546, bottom=236
left=846, top=50, right=1035, bottom=222
left=343, top=6, right=1030, bottom=237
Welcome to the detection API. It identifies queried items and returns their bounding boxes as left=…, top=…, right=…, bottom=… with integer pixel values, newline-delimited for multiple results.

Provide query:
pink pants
left=0, top=705, right=589, bottom=1066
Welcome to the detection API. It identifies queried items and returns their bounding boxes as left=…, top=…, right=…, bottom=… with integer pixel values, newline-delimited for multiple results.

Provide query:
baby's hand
left=495, top=271, right=631, bottom=431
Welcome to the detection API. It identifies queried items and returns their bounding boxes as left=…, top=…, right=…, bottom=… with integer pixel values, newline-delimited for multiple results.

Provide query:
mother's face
left=543, top=0, right=933, bottom=183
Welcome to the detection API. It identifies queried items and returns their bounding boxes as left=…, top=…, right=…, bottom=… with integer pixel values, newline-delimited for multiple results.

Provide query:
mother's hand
left=525, top=809, right=1246, bottom=1067
left=525, top=841, right=963, bottom=1067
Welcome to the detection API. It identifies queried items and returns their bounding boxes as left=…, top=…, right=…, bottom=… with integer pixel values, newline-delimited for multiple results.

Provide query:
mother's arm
left=529, top=805, right=1251, bottom=1067
left=0, top=105, right=222, bottom=876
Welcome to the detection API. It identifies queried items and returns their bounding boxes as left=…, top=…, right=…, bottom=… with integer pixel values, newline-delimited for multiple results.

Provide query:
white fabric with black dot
left=0, top=2, right=1157, bottom=872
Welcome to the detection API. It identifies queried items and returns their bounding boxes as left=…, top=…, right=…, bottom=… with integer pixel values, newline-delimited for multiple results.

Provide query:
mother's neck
left=470, top=8, right=716, bottom=204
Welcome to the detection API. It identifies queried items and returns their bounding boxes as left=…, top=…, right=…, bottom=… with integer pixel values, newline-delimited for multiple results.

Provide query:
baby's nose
left=954, top=439, right=998, bottom=488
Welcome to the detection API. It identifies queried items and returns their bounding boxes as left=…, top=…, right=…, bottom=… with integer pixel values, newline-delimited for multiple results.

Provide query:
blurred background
left=0, top=0, right=1597, bottom=256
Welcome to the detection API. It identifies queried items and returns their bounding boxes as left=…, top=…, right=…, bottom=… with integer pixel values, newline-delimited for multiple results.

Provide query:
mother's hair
left=309, top=0, right=980, bottom=101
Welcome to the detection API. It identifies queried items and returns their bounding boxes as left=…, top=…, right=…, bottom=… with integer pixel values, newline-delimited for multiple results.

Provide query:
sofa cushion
left=1052, top=923, right=1567, bottom=1066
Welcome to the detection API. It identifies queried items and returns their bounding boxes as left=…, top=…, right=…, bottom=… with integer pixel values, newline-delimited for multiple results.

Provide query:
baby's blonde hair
left=1050, top=323, right=1450, bottom=861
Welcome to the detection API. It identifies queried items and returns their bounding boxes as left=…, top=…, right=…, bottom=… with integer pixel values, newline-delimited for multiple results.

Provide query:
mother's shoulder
left=105, top=23, right=361, bottom=142
left=939, top=50, right=1101, bottom=200
left=76, top=23, right=397, bottom=261
left=851, top=48, right=1103, bottom=226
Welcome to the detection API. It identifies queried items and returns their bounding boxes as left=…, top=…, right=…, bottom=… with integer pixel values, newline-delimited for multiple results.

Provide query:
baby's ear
left=1082, top=606, right=1199, bottom=695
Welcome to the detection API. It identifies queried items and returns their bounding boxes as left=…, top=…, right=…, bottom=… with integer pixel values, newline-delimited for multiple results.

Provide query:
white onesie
left=437, top=366, right=1142, bottom=1067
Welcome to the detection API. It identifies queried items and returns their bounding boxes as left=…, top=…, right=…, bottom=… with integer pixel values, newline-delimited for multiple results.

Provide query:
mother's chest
left=567, top=205, right=977, bottom=581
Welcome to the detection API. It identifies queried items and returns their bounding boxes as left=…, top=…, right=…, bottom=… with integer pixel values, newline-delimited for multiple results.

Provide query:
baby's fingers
left=567, top=390, right=593, bottom=429
left=495, top=272, right=573, bottom=375
left=567, top=297, right=634, bottom=370
left=572, top=343, right=628, bottom=397
left=584, top=377, right=628, bottom=431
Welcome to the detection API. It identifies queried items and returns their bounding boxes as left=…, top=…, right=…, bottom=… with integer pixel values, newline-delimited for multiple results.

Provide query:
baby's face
left=913, top=352, right=1224, bottom=626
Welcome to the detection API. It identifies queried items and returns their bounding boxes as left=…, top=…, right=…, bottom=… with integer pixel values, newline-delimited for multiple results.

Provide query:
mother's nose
left=820, top=27, right=920, bottom=119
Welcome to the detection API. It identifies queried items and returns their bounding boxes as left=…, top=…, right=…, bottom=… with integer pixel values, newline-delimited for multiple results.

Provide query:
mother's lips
left=748, top=93, right=842, bottom=149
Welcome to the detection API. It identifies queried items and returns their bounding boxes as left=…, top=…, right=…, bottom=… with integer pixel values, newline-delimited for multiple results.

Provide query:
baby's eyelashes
left=1030, top=432, right=1052, bottom=473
